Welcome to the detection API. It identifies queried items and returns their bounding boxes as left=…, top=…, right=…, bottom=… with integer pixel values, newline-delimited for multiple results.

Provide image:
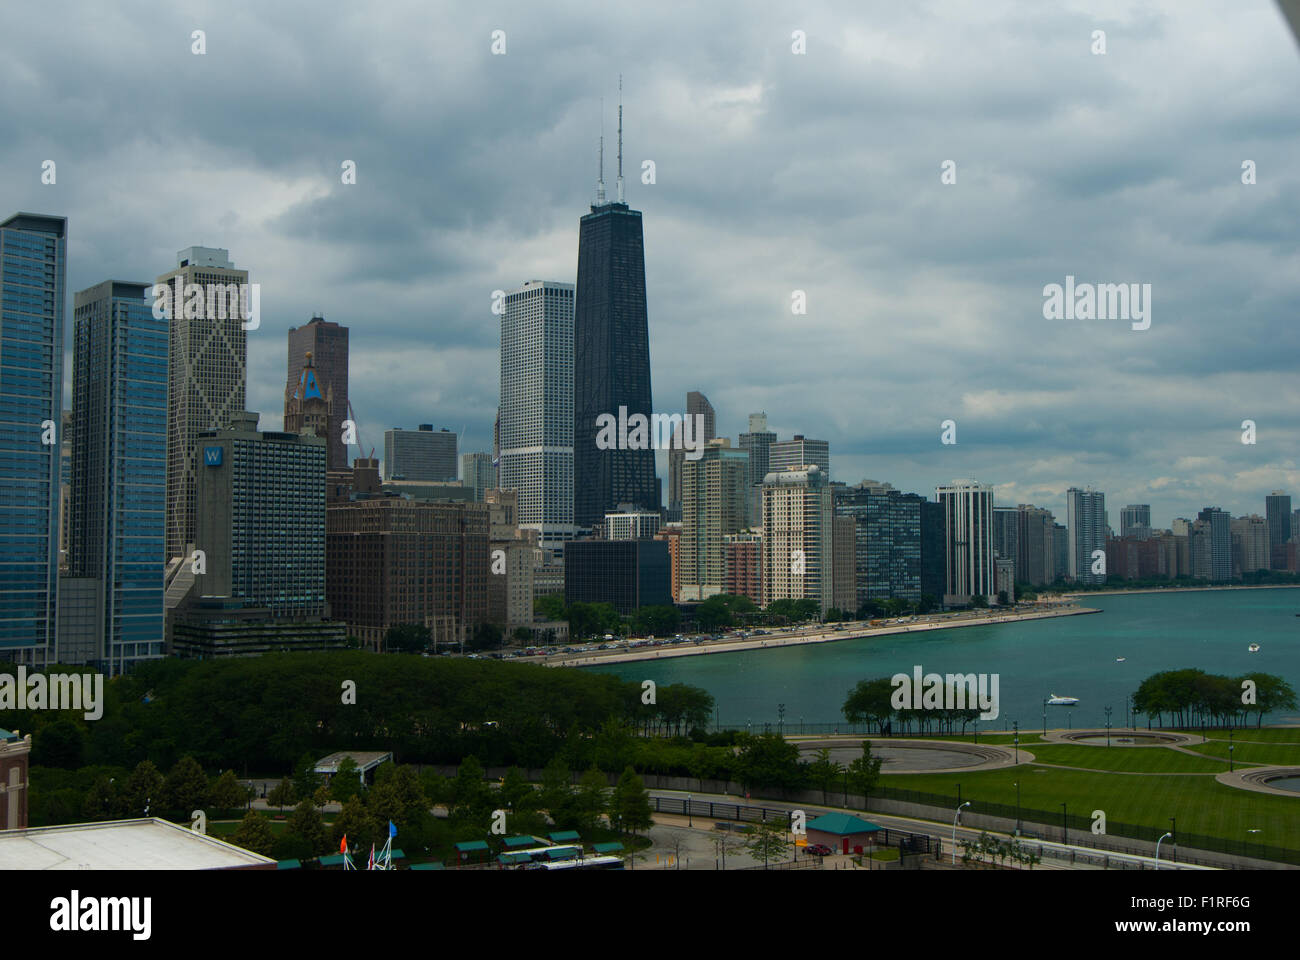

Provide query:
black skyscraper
left=573, top=198, right=657, bottom=526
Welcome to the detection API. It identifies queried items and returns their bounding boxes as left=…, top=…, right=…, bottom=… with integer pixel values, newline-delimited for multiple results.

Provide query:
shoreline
left=1057, top=583, right=1300, bottom=599
left=532, top=605, right=1102, bottom=669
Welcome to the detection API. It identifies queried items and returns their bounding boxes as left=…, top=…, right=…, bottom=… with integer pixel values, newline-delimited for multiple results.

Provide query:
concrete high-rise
left=679, top=439, right=748, bottom=601
left=739, top=412, right=777, bottom=523
left=0, top=213, right=66, bottom=664
left=769, top=435, right=830, bottom=479
left=1194, top=507, right=1232, bottom=582
left=1266, top=491, right=1291, bottom=570
left=1231, top=515, right=1270, bottom=577
left=667, top=390, right=716, bottom=520
left=761, top=465, right=833, bottom=614
left=572, top=184, right=657, bottom=526
left=834, top=481, right=925, bottom=606
left=1120, top=504, right=1152, bottom=540
left=67, top=280, right=168, bottom=672
left=161, top=247, right=248, bottom=562
left=936, top=480, right=995, bottom=604
left=193, top=412, right=327, bottom=617
left=498, top=280, right=575, bottom=551
left=1067, top=487, right=1108, bottom=584
left=384, top=424, right=457, bottom=482
left=285, top=315, right=348, bottom=470
left=461, top=452, right=497, bottom=502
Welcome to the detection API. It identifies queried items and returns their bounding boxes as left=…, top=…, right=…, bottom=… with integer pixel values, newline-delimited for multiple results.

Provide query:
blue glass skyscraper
left=68, top=280, right=167, bottom=671
left=0, top=213, right=66, bottom=664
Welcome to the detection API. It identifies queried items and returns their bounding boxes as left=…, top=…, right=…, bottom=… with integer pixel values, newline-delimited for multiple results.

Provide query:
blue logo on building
left=203, top=446, right=223, bottom=466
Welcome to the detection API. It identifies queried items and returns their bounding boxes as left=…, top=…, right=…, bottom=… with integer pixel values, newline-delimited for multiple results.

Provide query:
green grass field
left=884, top=764, right=1299, bottom=855
left=1016, top=743, right=1240, bottom=774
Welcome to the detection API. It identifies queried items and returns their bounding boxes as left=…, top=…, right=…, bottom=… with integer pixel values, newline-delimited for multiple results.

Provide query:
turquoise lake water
left=586, top=588, right=1300, bottom=731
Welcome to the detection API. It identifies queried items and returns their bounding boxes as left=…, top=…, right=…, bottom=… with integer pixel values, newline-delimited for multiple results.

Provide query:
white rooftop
left=0, top=818, right=275, bottom=870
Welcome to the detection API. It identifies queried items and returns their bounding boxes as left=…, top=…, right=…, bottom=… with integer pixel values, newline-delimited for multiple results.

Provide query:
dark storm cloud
left=1, top=0, right=1297, bottom=526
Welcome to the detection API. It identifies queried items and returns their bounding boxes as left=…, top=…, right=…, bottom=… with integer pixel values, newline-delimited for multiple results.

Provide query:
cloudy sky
left=3, top=0, right=1298, bottom=527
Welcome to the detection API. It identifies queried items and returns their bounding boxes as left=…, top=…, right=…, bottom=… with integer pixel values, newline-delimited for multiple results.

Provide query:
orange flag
left=341, top=834, right=348, bottom=854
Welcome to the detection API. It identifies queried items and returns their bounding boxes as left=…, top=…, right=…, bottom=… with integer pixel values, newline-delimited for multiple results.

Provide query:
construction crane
left=346, top=399, right=374, bottom=461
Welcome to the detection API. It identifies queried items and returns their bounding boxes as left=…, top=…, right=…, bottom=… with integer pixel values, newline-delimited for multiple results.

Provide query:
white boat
left=1115, top=657, right=1126, bottom=662
left=1248, top=643, right=1261, bottom=653
left=1047, top=694, right=1079, bottom=705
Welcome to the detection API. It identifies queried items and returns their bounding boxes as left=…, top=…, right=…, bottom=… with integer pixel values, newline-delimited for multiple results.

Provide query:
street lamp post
left=1042, top=698, right=1047, bottom=736
left=1060, top=803, right=1067, bottom=844
left=1229, top=729, right=1234, bottom=772
left=951, top=801, right=971, bottom=864
left=1105, top=706, right=1112, bottom=747
left=1013, top=720, right=1019, bottom=765
left=1155, top=832, right=1172, bottom=870
left=1014, top=781, right=1021, bottom=837
left=687, top=794, right=692, bottom=828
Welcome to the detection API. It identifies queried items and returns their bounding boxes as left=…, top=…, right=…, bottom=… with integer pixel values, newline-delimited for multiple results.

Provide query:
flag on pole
left=389, top=821, right=397, bottom=838
left=341, top=835, right=348, bottom=854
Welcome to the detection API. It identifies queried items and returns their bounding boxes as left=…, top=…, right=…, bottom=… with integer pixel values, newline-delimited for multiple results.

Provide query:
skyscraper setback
left=573, top=94, right=657, bottom=526
left=161, top=247, right=248, bottom=562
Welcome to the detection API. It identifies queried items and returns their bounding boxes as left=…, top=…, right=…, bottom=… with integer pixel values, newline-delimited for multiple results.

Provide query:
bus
left=536, top=855, right=625, bottom=871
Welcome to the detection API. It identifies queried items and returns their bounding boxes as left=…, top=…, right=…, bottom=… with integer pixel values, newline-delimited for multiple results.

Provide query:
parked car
left=805, top=843, right=834, bottom=856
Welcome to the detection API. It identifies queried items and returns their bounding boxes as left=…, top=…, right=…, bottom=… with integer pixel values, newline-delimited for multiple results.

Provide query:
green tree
left=846, top=740, right=883, bottom=808
left=572, top=766, right=609, bottom=835
left=842, top=677, right=897, bottom=735
left=331, top=796, right=375, bottom=852
left=499, top=766, right=536, bottom=815
left=609, top=766, right=653, bottom=836
left=120, top=760, right=164, bottom=817
left=330, top=756, right=363, bottom=804
left=696, top=596, right=735, bottom=631
left=534, top=594, right=567, bottom=621
left=538, top=756, right=573, bottom=825
left=743, top=816, right=791, bottom=867
left=450, top=756, right=493, bottom=825
left=81, top=775, right=118, bottom=822
left=267, top=779, right=297, bottom=813
left=383, top=622, right=431, bottom=654
left=229, top=810, right=275, bottom=856
left=292, top=752, right=322, bottom=799
left=733, top=733, right=804, bottom=793
left=31, top=718, right=85, bottom=768
left=806, top=747, right=844, bottom=804
left=286, top=799, right=332, bottom=856
left=970, top=594, right=988, bottom=609
left=163, top=756, right=210, bottom=813
left=313, top=784, right=332, bottom=807
left=631, top=604, right=681, bottom=637
left=207, top=770, right=246, bottom=812
left=468, top=621, right=505, bottom=651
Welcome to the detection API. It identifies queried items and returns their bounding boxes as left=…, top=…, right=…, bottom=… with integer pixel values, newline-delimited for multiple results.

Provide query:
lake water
left=586, top=588, right=1300, bottom=731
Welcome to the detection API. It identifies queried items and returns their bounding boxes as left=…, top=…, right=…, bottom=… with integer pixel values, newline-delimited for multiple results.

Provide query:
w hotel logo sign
left=203, top=446, right=223, bottom=467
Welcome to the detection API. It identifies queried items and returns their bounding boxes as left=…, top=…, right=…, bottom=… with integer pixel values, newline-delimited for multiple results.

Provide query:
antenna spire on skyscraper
left=616, top=75, right=624, bottom=203
left=596, top=97, right=606, bottom=204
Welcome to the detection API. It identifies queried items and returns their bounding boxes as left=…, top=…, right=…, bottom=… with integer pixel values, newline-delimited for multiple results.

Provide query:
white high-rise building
left=1067, top=487, right=1108, bottom=584
left=937, top=480, right=995, bottom=605
left=161, top=247, right=248, bottom=562
left=498, top=280, right=575, bottom=553
left=761, top=465, right=833, bottom=614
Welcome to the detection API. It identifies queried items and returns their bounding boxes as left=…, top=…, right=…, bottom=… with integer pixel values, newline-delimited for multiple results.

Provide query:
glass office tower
left=0, top=213, right=66, bottom=664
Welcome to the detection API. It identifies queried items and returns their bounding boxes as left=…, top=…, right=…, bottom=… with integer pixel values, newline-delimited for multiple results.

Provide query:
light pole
left=1155, top=832, right=1172, bottom=870
left=687, top=793, right=692, bottom=828
left=951, top=801, right=971, bottom=864
left=1013, top=720, right=1019, bottom=765
left=1169, top=817, right=1176, bottom=864
left=1042, top=698, right=1047, bottom=736
left=1014, top=781, right=1021, bottom=837
left=1060, top=803, right=1067, bottom=844
left=1105, top=706, right=1112, bottom=747
left=1229, top=728, right=1234, bottom=772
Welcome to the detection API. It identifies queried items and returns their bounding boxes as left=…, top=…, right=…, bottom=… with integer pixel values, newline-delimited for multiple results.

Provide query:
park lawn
left=1177, top=728, right=1300, bottom=744
left=1185, top=739, right=1300, bottom=766
left=883, top=766, right=1300, bottom=854
left=899, top=733, right=1048, bottom=746
left=1018, top=743, right=1236, bottom=774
